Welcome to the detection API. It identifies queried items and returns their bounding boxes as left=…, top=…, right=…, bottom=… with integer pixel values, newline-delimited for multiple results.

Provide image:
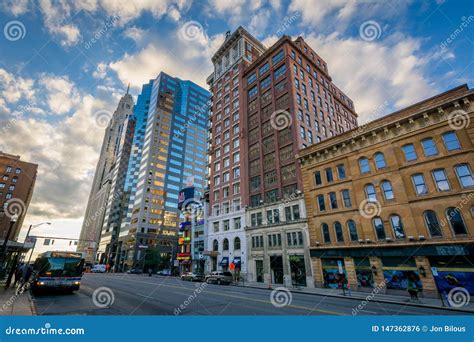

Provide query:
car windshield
left=223, top=272, right=232, bottom=276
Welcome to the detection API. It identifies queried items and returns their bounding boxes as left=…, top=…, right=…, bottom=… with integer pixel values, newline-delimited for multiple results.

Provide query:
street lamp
left=24, top=222, right=51, bottom=264
left=0, top=213, right=19, bottom=271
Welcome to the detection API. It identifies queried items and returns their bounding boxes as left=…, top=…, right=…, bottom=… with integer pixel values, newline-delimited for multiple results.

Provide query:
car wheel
left=217, top=279, right=221, bottom=285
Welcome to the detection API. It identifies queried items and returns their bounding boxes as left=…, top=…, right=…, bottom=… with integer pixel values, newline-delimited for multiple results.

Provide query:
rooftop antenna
left=126, top=83, right=130, bottom=95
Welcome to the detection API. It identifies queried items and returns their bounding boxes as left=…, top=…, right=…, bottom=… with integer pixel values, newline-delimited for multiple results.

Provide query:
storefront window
left=322, top=258, right=345, bottom=289
left=382, top=257, right=420, bottom=290
left=354, top=257, right=373, bottom=288
left=430, top=256, right=474, bottom=295
left=289, top=255, right=307, bottom=287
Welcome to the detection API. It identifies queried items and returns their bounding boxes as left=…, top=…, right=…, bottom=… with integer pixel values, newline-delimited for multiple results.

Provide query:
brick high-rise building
left=0, top=152, right=38, bottom=242
left=206, top=28, right=358, bottom=286
left=242, top=36, right=358, bottom=287
left=206, top=27, right=266, bottom=275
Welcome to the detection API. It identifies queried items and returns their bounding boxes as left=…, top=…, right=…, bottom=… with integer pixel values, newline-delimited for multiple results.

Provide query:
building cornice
left=297, top=85, right=473, bottom=167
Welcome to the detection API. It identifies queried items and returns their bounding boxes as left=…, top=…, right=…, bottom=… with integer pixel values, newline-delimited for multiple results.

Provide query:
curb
left=27, top=291, right=36, bottom=316
left=235, top=284, right=474, bottom=314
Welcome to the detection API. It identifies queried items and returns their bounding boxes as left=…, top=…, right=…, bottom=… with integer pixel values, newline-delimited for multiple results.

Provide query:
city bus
left=31, top=251, right=85, bottom=293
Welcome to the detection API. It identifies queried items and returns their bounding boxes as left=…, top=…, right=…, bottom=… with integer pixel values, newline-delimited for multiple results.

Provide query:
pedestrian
left=407, top=271, right=422, bottom=301
left=13, top=263, right=23, bottom=287
left=19, top=263, right=28, bottom=286
left=24, top=264, right=33, bottom=283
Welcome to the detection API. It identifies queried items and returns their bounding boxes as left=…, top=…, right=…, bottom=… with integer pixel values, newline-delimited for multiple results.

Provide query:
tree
left=144, top=249, right=162, bottom=272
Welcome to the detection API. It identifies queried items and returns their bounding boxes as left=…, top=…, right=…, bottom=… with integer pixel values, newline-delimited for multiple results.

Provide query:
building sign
left=178, top=187, right=195, bottom=210
left=23, top=236, right=36, bottom=249
left=164, top=211, right=177, bottom=227
left=177, top=253, right=191, bottom=260
left=179, top=221, right=191, bottom=230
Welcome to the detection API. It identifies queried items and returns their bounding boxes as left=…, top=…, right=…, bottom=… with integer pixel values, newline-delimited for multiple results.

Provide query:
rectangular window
left=272, top=50, right=284, bottom=64
left=247, top=73, right=256, bottom=84
left=336, top=164, right=346, bottom=179
left=329, top=192, right=338, bottom=209
left=259, top=62, right=269, bottom=75
left=442, top=131, right=461, bottom=151
left=402, top=144, right=417, bottom=161
left=432, top=169, right=450, bottom=191
left=325, top=168, right=333, bottom=182
left=248, top=86, right=257, bottom=98
left=260, top=76, right=271, bottom=90
left=412, top=174, right=428, bottom=195
left=274, top=64, right=287, bottom=79
left=317, top=195, right=325, bottom=211
left=342, top=189, right=351, bottom=207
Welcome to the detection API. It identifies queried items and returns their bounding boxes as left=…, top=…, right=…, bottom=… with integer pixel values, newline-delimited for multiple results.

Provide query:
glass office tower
left=119, top=72, right=209, bottom=271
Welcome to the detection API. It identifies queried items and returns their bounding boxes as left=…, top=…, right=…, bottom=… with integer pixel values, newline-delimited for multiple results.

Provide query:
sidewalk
left=0, top=285, right=35, bottom=316
left=236, top=282, right=474, bottom=313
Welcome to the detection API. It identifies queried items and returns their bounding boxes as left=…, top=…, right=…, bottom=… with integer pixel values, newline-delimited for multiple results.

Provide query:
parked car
left=205, top=271, right=233, bottom=285
left=91, top=264, right=106, bottom=273
left=180, top=272, right=204, bottom=282
left=127, top=268, right=143, bottom=274
left=157, top=269, right=172, bottom=276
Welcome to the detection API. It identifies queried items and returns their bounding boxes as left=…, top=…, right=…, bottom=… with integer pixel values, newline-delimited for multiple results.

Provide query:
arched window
left=374, top=152, right=386, bottom=169
left=389, top=215, right=405, bottom=239
left=234, top=237, right=241, bottom=250
left=423, top=210, right=442, bottom=237
left=223, top=238, right=229, bottom=250
left=421, top=138, right=438, bottom=157
left=322, top=223, right=331, bottom=243
left=372, top=217, right=386, bottom=240
left=213, top=239, right=219, bottom=251
left=446, top=208, right=468, bottom=235
left=359, top=157, right=370, bottom=174
left=365, top=184, right=377, bottom=202
left=347, top=220, right=358, bottom=242
left=381, top=180, right=394, bottom=200
left=334, top=221, right=344, bottom=242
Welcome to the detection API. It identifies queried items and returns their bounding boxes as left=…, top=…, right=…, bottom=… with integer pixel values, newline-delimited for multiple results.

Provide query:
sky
left=0, top=0, right=472, bottom=256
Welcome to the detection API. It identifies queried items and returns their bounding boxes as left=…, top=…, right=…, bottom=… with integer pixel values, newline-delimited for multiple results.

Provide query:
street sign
left=337, top=260, right=344, bottom=274
left=229, top=262, right=235, bottom=271
left=431, top=267, right=438, bottom=276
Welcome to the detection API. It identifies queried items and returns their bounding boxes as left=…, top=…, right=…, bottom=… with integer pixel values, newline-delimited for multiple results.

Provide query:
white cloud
left=92, top=62, right=108, bottom=79
left=123, top=26, right=146, bottom=43
left=1, top=75, right=116, bottom=238
left=110, top=30, right=225, bottom=89
left=40, top=76, right=81, bottom=114
left=304, top=32, right=435, bottom=122
left=1, top=0, right=29, bottom=16
left=99, top=0, right=191, bottom=24
left=39, top=0, right=82, bottom=47
left=0, top=68, right=35, bottom=104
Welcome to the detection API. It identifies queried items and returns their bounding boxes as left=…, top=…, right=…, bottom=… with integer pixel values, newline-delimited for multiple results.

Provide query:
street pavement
left=30, top=273, right=465, bottom=316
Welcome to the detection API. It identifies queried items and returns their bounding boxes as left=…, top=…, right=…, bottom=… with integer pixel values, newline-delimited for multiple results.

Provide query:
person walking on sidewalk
left=407, top=271, right=423, bottom=301
left=12, top=263, right=24, bottom=287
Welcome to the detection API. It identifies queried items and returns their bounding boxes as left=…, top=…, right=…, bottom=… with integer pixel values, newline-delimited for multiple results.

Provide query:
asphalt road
left=31, top=273, right=462, bottom=316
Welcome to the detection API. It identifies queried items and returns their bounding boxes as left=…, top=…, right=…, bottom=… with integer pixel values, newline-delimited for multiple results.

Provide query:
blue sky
left=0, top=0, right=472, bottom=253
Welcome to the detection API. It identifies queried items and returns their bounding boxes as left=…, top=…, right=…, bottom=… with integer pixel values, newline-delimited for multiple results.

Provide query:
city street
left=31, top=273, right=462, bottom=316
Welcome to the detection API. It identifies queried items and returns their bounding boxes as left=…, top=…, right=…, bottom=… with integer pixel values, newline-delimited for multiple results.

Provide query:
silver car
left=205, top=271, right=233, bottom=285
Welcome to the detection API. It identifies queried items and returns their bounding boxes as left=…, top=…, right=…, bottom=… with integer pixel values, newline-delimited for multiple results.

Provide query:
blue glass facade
left=118, top=72, right=209, bottom=270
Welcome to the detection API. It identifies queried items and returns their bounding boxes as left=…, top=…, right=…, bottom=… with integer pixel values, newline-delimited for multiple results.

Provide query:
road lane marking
left=92, top=275, right=345, bottom=316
